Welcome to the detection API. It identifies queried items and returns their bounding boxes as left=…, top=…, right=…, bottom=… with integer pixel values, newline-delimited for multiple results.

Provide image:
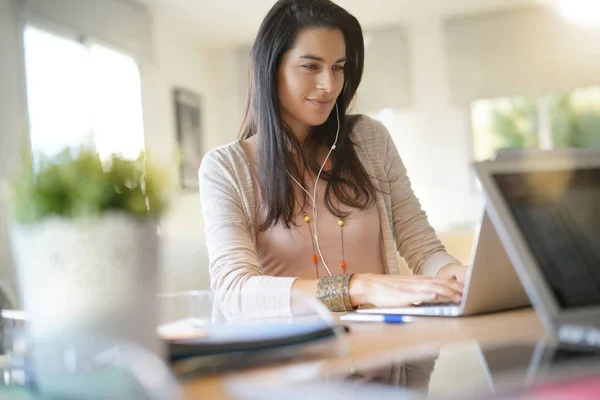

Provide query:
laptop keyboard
left=413, top=303, right=456, bottom=308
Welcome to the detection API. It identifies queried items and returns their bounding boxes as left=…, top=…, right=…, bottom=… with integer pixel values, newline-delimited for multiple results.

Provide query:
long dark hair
left=239, top=0, right=376, bottom=231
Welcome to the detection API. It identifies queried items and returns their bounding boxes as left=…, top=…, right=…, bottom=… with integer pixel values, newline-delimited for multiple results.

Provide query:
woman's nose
left=317, top=70, right=335, bottom=92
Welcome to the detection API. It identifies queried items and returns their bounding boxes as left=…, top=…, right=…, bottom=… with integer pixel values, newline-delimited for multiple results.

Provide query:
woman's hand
left=349, top=273, right=465, bottom=308
left=435, top=263, right=470, bottom=283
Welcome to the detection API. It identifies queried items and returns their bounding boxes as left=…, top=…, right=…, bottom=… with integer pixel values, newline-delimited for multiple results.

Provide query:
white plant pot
left=10, top=212, right=162, bottom=395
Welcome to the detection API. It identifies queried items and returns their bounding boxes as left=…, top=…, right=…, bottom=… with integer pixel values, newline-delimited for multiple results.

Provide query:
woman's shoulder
left=199, top=140, right=250, bottom=181
left=349, top=114, right=390, bottom=151
left=201, top=141, right=245, bottom=168
left=199, top=140, right=255, bottom=203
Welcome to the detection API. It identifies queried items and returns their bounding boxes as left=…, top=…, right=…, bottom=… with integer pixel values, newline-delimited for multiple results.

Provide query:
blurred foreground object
left=5, top=148, right=171, bottom=398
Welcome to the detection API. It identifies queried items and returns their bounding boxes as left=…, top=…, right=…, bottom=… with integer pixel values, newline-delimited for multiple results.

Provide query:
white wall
left=142, top=12, right=245, bottom=292
left=356, top=26, right=412, bottom=111
left=446, top=6, right=600, bottom=103
left=0, top=0, right=28, bottom=304
left=401, top=15, right=484, bottom=232
left=22, top=0, right=153, bottom=61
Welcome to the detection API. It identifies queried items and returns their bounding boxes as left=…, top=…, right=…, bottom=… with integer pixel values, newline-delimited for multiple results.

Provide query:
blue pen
left=340, top=313, right=414, bottom=323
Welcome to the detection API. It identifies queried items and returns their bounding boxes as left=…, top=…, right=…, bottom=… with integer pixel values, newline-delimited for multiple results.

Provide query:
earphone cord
left=287, top=103, right=340, bottom=277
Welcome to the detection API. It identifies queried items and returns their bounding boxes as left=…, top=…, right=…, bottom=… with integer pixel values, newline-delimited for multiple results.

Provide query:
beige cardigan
left=199, top=116, right=460, bottom=317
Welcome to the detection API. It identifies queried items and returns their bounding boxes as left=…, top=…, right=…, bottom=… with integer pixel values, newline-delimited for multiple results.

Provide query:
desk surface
left=181, top=307, right=546, bottom=399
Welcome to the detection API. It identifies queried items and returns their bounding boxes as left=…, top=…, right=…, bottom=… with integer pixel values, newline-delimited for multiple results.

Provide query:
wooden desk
left=181, top=308, right=546, bottom=399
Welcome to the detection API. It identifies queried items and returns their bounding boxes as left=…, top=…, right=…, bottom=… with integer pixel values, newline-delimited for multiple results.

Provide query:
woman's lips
left=307, top=99, right=332, bottom=109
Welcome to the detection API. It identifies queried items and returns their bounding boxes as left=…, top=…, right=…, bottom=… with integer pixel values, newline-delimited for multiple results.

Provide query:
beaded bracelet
left=316, top=273, right=355, bottom=312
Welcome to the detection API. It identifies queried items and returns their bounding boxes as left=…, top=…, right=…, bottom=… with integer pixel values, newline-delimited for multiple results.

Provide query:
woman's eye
left=302, top=64, right=318, bottom=70
left=333, top=65, right=344, bottom=72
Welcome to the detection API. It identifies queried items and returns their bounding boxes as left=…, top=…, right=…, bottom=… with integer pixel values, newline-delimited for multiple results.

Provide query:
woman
left=199, top=0, right=467, bottom=317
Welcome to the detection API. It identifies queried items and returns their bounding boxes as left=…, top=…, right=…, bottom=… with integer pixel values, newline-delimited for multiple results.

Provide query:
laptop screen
left=492, top=168, right=600, bottom=310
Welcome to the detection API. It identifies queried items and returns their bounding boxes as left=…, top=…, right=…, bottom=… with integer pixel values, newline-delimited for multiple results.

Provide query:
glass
left=25, top=335, right=184, bottom=400
left=158, top=291, right=215, bottom=342
left=1, top=310, right=29, bottom=387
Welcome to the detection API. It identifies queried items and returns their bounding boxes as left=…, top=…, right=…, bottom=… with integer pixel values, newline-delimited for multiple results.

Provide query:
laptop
left=473, top=149, right=600, bottom=348
left=357, top=208, right=530, bottom=316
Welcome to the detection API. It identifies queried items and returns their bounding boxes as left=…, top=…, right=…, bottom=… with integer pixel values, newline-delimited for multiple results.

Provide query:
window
left=549, top=87, right=600, bottom=149
left=471, top=96, right=539, bottom=162
left=471, top=86, right=600, bottom=162
left=23, top=26, right=145, bottom=161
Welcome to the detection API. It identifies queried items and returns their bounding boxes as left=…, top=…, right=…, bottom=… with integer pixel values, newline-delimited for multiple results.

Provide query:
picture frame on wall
left=174, top=88, right=202, bottom=190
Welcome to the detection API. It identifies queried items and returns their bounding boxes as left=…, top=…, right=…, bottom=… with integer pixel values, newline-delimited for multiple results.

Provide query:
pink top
left=256, top=178, right=386, bottom=279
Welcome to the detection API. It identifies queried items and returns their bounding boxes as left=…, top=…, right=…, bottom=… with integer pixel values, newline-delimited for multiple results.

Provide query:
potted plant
left=5, top=148, right=170, bottom=394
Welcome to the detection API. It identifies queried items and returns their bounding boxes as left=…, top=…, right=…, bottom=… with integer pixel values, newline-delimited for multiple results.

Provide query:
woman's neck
left=282, top=115, right=310, bottom=145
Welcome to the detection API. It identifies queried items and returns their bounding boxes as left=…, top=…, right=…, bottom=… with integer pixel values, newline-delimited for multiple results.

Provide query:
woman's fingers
left=398, top=291, right=457, bottom=306
left=412, top=282, right=462, bottom=303
left=381, top=283, right=461, bottom=304
left=434, top=278, right=465, bottom=294
left=386, top=275, right=465, bottom=292
left=428, top=294, right=458, bottom=304
left=399, top=291, right=438, bottom=305
left=403, top=278, right=464, bottom=294
left=363, top=274, right=466, bottom=307
left=382, top=276, right=464, bottom=297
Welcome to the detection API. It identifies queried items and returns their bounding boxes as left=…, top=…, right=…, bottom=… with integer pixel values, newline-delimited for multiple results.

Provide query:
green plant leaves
left=11, top=148, right=169, bottom=224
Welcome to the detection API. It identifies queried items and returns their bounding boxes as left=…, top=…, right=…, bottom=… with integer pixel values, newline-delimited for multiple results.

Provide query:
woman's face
left=278, top=27, right=346, bottom=139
